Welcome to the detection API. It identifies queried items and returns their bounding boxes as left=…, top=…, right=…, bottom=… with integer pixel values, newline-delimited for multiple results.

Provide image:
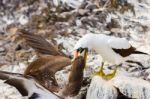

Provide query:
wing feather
left=108, top=37, right=131, bottom=49
left=107, top=37, right=136, bottom=57
left=18, top=29, right=63, bottom=56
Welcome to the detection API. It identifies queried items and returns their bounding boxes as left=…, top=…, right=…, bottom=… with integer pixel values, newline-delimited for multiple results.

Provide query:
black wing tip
left=133, top=51, right=149, bottom=55
left=29, top=93, right=40, bottom=99
left=112, top=46, right=136, bottom=57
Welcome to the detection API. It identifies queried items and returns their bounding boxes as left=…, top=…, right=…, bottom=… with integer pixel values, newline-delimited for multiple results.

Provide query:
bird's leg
left=104, top=65, right=118, bottom=80
left=95, top=62, right=105, bottom=77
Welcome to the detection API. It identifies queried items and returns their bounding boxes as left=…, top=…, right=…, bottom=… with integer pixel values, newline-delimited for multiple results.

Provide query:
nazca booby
left=73, top=33, right=148, bottom=79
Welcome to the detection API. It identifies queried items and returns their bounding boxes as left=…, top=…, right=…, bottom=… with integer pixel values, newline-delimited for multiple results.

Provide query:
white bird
left=73, top=33, right=148, bottom=79
left=0, top=71, right=61, bottom=99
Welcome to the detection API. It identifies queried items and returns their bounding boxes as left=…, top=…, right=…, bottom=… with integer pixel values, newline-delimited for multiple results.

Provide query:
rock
left=112, top=76, right=150, bottom=99
left=86, top=76, right=118, bottom=99
left=53, top=0, right=84, bottom=9
left=145, top=68, right=150, bottom=74
left=87, top=75, right=150, bottom=99
left=146, top=74, right=150, bottom=81
left=78, top=9, right=89, bottom=16
left=0, top=48, right=5, bottom=53
left=86, top=4, right=98, bottom=10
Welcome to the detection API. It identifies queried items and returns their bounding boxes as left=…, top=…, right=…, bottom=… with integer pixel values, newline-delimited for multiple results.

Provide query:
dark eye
left=77, top=47, right=84, bottom=53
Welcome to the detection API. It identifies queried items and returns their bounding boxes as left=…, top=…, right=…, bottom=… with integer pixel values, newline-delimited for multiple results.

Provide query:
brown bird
left=59, top=50, right=87, bottom=98
left=0, top=55, right=86, bottom=99
left=18, top=29, right=89, bottom=96
left=18, top=29, right=71, bottom=92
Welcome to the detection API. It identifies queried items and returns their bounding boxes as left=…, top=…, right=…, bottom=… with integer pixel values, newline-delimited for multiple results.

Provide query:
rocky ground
left=0, top=0, right=150, bottom=99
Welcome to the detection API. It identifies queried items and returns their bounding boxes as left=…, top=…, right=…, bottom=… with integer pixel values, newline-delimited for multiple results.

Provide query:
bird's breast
left=95, top=46, right=124, bottom=64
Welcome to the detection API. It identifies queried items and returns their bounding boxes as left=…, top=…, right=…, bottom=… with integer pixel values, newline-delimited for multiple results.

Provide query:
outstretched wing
left=0, top=71, right=29, bottom=96
left=0, top=71, right=60, bottom=99
left=108, top=37, right=136, bottom=57
left=18, top=29, right=63, bottom=56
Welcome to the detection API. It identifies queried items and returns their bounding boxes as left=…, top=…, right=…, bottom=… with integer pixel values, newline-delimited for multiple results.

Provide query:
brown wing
left=24, top=55, right=71, bottom=92
left=5, top=78, right=28, bottom=96
left=0, top=71, right=29, bottom=96
left=112, top=46, right=136, bottom=57
left=24, top=55, right=71, bottom=75
left=0, top=71, right=60, bottom=98
left=18, top=29, right=63, bottom=56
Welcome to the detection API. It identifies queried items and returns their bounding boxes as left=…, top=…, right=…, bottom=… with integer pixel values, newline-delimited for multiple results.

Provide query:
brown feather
left=0, top=71, right=29, bottom=96
left=18, top=29, right=71, bottom=92
left=113, top=46, right=149, bottom=57
left=18, top=29, right=64, bottom=56
left=112, top=46, right=136, bottom=57
left=24, top=55, right=71, bottom=92
left=0, top=71, right=62, bottom=98
left=60, top=56, right=85, bottom=97
left=5, top=79, right=28, bottom=96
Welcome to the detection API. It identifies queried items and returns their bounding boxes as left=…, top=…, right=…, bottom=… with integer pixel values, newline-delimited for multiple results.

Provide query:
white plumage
left=108, top=37, right=131, bottom=49
left=74, top=33, right=132, bottom=64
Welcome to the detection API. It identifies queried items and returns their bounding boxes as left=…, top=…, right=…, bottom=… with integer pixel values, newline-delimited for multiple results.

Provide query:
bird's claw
left=94, top=64, right=117, bottom=80
left=103, top=69, right=117, bottom=80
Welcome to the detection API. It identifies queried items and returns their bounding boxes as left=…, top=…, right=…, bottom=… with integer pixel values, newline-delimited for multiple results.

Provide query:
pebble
left=0, top=48, right=5, bottom=53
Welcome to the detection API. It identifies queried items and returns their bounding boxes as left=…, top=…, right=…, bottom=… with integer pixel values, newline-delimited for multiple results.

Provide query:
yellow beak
left=83, top=49, right=88, bottom=68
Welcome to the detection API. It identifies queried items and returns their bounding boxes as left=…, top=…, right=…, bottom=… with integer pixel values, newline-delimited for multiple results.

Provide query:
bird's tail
left=132, top=51, right=149, bottom=55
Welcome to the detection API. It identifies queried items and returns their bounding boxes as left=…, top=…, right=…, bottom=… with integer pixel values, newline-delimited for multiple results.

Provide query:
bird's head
left=73, top=34, right=95, bottom=66
left=74, top=47, right=88, bottom=58
left=73, top=33, right=97, bottom=68
left=73, top=47, right=88, bottom=68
